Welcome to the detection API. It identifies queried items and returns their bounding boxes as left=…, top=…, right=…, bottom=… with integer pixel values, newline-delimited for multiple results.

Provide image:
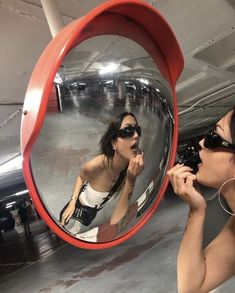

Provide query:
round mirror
left=30, top=35, right=174, bottom=242
left=21, top=0, right=183, bottom=249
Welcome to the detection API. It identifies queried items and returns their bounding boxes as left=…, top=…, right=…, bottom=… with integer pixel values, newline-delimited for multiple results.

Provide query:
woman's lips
left=130, top=143, right=141, bottom=154
left=131, top=142, right=138, bottom=149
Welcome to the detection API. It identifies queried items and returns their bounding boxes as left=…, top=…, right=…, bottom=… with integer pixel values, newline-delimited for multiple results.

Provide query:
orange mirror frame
left=20, top=0, right=184, bottom=249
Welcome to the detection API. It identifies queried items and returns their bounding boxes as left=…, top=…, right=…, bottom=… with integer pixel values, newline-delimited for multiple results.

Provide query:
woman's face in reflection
left=113, top=115, right=141, bottom=161
left=197, top=110, right=235, bottom=189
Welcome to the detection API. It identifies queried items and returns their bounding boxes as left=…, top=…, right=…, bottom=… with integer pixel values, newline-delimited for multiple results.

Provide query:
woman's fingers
left=185, top=174, right=197, bottom=187
left=169, top=166, right=192, bottom=183
left=171, top=171, right=194, bottom=193
left=167, top=164, right=196, bottom=193
left=61, top=213, right=68, bottom=226
left=61, top=207, right=74, bottom=226
left=167, top=163, right=183, bottom=176
left=129, top=153, right=144, bottom=176
left=139, top=152, right=144, bottom=169
left=167, top=164, right=207, bottom=210
left=167, top=164, right=191, bottom=176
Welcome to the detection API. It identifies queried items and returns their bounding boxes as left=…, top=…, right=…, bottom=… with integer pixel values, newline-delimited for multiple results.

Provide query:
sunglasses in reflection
left=204, top=129, right=235, bottom=151
left=117, top=125, right=141, bottom=138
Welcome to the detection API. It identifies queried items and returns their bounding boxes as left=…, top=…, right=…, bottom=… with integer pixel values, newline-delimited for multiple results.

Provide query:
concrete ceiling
left=0, top=0, right=235, bottom=163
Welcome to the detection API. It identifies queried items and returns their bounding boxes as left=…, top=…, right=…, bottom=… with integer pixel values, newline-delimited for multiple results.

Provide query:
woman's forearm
left=177, top=209, right=207, bottom=293
left=110, top=178, right=135, bottom=225
left=70, top=176, right=85, bottom=201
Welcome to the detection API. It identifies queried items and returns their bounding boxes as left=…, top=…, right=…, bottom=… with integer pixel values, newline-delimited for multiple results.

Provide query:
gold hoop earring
left=218, top=177, right=235, bottom=216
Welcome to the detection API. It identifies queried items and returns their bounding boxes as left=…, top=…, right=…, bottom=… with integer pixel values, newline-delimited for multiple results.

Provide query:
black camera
left=177, top=146, right=201, bottom=174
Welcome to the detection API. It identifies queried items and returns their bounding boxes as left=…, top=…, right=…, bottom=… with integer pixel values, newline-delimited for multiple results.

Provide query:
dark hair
left=230, top=106, right=235, bottom=144
left=99, top=112, right=137, bottom=166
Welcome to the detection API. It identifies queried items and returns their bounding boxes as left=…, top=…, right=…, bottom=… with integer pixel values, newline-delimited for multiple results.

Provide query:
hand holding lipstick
left=167, top=164, right=207, bottom=212
left=127, top=150, right=144, bottom=184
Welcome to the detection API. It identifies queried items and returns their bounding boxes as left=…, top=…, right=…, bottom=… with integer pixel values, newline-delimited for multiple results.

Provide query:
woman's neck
left=222, top=181, right=235, bottom=213
left=110, top=154, right=128, bottom=175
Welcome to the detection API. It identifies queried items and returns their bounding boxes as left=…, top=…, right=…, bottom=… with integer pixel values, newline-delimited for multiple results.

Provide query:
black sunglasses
left=204, top=129, right=235, bottom=151
left=117, top=125, right=141, bottom=138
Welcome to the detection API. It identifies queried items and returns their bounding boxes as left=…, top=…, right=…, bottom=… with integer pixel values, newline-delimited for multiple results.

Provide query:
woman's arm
left=178, top=213, right=235, bottom=293
left=167, top=164, right=235, bottom=293
left=60, top=158, right=100, bottom=226
left=177, top=208, right=207, bottom=293
left=110, top=153, right=144, bottom=225
left=60, top=173, right=86, bottom=226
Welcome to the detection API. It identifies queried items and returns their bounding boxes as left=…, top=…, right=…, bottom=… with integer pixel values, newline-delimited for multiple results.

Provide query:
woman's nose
left=133, top=130, right=139, bottom=138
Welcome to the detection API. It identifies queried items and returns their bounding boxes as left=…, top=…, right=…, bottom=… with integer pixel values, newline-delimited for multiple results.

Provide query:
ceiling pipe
left=41, top=0, right=64, bottom=38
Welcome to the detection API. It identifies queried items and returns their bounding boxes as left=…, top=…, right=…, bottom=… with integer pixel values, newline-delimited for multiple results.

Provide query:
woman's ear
left=112, top=139, right=117, bottom=151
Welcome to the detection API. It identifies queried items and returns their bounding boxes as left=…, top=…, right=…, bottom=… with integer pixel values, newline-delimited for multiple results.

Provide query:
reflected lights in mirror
left=6, top=201, right=16, bottom=209
left=54, top=73, right=63, bottom=84
left=138, top=78, right=150, bottom=85
left=99, top=63, right=119, bottom=75
left=0, top=155, right=23, bottom=174
left=15, top=190, right=29, bottom=196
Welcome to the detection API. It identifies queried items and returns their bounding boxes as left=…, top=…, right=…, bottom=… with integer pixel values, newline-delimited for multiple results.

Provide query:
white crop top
left=79, top=182, right=109, bottom=208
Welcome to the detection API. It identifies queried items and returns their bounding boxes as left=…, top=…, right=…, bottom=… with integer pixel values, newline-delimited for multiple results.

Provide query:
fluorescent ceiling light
left=138, top=78, right=150, bottom=85
left=15, top=190, right=28, bottom=196
left=99, top=63, right=119, bottom=75
left=6, top=201, right=16, bottom=206
left=0, top=155, right=23, bottom=174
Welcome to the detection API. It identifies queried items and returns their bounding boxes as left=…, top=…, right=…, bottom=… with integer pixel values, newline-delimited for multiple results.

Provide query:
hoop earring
left=218, top=177, right=235, bottom=216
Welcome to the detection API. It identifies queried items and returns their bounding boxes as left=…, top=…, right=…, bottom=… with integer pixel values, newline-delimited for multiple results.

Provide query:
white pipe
left=41, top=0, right=64, bottom=38
left=178, top=83, right=235, bottom=116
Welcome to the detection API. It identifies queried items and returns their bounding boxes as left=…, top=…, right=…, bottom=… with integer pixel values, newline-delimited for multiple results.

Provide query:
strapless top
left=79, top=182, right=109, bottom=208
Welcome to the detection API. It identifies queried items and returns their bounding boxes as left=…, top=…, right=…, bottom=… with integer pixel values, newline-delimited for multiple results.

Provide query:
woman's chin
left=196, top=170, right=204, bottom=185
left=196, top=172, right=217, bottom=189
left=196, top=164, right=203, bottom=181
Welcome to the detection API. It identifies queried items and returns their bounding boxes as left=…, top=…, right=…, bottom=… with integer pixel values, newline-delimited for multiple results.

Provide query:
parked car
left=0, top=205, right=15, bottom=232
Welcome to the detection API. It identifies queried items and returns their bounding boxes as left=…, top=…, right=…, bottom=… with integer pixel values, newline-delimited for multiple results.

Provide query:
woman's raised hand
left=127, top=152, right=144, bottom=184
left=167, top=164, right=207, bottom=212
left=60, top=200, right=76, bottom=226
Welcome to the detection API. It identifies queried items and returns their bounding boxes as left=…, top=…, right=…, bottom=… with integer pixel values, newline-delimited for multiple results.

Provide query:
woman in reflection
left=60, top=111, right=144, bottom=232
left=167, top=107, right=235, bottom=293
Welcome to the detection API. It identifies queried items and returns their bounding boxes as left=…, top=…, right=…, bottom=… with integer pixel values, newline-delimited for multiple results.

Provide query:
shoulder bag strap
left=97, top=167, right=127, bottom=210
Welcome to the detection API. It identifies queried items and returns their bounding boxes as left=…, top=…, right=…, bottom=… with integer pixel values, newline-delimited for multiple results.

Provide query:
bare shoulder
left=82, top=155, right=105, bottom=178
left=219, top=217, right=235, bottom=240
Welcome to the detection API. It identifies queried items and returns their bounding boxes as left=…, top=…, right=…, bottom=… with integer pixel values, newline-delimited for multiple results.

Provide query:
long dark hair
left=99, top=112, right=137, bottom=167
left=230, top=106, right=235, bottom=144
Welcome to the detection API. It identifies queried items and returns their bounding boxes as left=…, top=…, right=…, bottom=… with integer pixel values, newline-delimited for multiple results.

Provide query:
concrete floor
left=0, top=192, right=235, bottom=293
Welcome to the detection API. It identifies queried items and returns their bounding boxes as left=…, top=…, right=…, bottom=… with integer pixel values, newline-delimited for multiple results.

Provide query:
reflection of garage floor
left=0, top=219, right=65, bottom=277
left=0, top=192, right=234, bottom=293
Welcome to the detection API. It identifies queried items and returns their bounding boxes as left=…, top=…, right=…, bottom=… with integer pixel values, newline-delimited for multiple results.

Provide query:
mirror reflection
left=30, top=35, right=174, bottom=242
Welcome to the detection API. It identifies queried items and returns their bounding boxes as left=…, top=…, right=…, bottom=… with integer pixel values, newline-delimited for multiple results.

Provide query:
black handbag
left=60, top=168, right=127, bottom=226
left=60, top=197, right=98, bottom=226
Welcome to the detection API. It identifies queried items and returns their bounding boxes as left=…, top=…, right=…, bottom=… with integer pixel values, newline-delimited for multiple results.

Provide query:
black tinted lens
left=118, top=126, right=141, bottom=138
left=204, top=130, right=235, bottom=150
left=135, top=126, right=141, bottom=136
left=204, top=130, right=219, bottom=148
left=117, top=127, right=134, bottom=138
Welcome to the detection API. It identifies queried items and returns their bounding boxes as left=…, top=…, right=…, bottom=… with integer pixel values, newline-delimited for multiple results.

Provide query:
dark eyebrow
left=122, top=123, right=137, bottom=127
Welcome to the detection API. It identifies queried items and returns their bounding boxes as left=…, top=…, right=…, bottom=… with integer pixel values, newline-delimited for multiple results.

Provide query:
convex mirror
left=21, top=0, right=183, bottom=249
